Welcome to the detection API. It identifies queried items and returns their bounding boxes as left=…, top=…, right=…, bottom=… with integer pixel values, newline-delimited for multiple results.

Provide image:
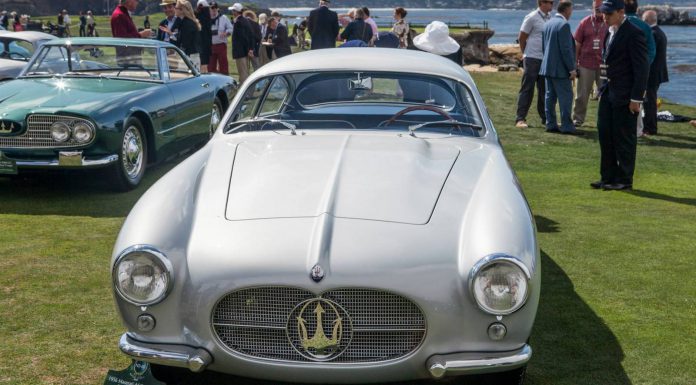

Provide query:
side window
left=165, top=48, right=194, bottom=80
left=9, top=40, right=34, bottom=60
left=233, top=78, right=270, bottom=121
left=259, top=77, right=289, bottom=116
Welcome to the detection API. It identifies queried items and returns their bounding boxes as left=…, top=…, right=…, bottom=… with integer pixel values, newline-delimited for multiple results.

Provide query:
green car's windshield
left=24, top=44, right=161, bottom=81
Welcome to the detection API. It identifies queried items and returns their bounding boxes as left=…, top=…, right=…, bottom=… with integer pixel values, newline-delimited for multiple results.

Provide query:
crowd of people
left=0, top=10, right=31, bottom=32
left=107, top=0, right=463, bottom=83
left=515, top=0, right=669, bottom=190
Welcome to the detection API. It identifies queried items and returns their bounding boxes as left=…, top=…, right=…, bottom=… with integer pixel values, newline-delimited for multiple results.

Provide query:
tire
left=150, top=364, right=192, bottom=385
left=110, top=117, right=147, bottom=191
left=209, top=97, right=223, bottom=138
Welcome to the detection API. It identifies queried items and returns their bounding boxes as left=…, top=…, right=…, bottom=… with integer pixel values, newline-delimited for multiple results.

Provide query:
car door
left=163, top=47, right=213, bottom=147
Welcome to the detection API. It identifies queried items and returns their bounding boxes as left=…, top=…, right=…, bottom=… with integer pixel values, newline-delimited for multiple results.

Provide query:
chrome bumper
left=119, top=334, right=213, bottom=373
left=14, top=152, right=118, bottom=168
left=427, top=344, right=532, bottom=378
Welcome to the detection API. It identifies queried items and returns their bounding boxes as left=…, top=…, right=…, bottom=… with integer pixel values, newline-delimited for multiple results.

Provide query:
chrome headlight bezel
left=469, top=254, right=532, bottom=316
left=49, top=121, right=71, bottom=142
left=112, top=245, right=174, bottom=306
left=72, top=121, right=94, bottom=143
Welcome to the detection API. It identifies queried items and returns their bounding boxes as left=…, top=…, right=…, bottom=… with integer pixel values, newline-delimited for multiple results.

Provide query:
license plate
left=0, top=151, right=18, bottom=175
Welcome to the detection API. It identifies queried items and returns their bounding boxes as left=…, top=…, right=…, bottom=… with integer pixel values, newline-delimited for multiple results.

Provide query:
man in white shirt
left=62, top=10, right=72, bottom=37
left=515, top=0, right=554, bottom=128
left=209, top=1, right=234, bottom=75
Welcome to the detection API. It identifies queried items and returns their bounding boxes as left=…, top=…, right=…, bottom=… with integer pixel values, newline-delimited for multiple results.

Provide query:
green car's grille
left=212, top=287, right=427, bottom=363
left=0, top=114, right=95, bottom=149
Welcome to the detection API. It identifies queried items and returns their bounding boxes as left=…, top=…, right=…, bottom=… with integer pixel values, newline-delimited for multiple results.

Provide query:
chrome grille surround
left=0, top=114, right=96, bottom=149
left=212, top=287, right=427, bottom=363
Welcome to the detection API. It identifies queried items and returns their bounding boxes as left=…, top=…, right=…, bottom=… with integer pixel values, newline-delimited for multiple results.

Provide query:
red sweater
left=110, top=5, right=140, bottom=38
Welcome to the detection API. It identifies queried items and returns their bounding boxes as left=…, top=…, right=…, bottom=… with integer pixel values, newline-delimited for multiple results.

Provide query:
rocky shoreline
left=641, top=4, right=696, bottom=25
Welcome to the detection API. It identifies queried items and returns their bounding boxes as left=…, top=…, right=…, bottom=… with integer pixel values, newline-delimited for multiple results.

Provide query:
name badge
left=600, top=63, right=608, bottom=80
left=593, top=38, right=601, bottom=50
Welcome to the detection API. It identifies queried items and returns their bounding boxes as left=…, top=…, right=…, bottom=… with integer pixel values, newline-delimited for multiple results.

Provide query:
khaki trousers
left=573, top=66, right=602, bottom=125
left=235, top=57, right=250, bottom=84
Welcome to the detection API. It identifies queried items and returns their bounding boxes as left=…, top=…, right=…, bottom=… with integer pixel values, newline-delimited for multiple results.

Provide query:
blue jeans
left=545, top=77, right=575, bottom=132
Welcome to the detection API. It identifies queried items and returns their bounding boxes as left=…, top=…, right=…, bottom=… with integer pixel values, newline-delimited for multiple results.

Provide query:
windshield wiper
left=62, top=71, right=93, bottom=77
left=408, top=120, right=483, bottom=137
left=227, top=118, right=298, bottom=135
left=23, top=71, right=51, bottom=77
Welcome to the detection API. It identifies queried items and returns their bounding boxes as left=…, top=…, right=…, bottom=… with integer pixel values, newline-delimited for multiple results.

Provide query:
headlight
left=50, top=121, right=71, bottom=142
left=470, top=255, right=531, bottom=315
left=113, top=245, right=173, bottom=306
left=72, top=122, right=94, bottom=143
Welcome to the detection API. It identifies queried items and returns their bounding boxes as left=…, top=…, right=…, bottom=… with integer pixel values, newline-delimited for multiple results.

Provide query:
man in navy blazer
left=308, top=0, right=339, bottom=50
left=539, top=0, right=581, bottom=135
left=592, top=0, right=649, bottom=190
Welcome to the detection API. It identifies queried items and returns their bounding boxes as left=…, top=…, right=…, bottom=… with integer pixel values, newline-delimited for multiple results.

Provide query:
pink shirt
left=574, top=14, right=608, bottom=70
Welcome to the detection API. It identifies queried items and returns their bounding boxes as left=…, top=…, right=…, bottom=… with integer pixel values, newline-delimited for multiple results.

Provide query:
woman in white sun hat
left=412, top=21, right=463, bottom=65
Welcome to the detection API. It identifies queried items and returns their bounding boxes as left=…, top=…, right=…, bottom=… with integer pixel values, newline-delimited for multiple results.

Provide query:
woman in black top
left=339, top=8, right=373, bottom=45
left=160, top=0, right=202, bottom=69
left=195, top=2, right=212, bottom=73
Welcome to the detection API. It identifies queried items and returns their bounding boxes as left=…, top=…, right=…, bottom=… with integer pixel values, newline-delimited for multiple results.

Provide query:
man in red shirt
left=111, top=0, right=152, bottom=38
left=572, top=0, right=607, bottom=126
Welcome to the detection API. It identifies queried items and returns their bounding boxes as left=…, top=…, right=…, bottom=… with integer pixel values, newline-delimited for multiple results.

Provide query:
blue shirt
left=627, top=13, right=656, bottom=65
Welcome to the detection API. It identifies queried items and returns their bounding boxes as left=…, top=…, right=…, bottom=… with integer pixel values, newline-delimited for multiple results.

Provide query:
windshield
left=23, top=44, right=161, bottom=81
left=226, top=71, right=485, bottom=137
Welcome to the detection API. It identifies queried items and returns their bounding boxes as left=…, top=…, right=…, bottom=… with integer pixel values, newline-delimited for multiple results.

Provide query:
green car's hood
left=0, top=77, right=160, bottom=121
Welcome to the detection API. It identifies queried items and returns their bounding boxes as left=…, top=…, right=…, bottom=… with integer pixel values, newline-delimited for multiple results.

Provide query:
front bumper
left=12, top=151, right=118, bottom=169
left=120, top=333, right=531, bottom=380
left=119, top=334, right=213, bottom=373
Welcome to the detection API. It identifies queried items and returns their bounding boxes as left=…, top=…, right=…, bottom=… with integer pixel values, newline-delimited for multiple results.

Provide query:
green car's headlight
left=470, top=255, right=531, bottom=315
left=72, top=121, right=94, bottom=143
left=113, top=245, right=173, bottom=306
left=50, top=121, right=71, bottom=142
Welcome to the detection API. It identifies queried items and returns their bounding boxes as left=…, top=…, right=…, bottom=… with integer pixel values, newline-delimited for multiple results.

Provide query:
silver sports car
left=112, top=48, right=540, bottom=384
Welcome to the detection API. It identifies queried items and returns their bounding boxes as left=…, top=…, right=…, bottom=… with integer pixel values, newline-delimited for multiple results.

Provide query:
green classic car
left=0, top=38, right=237, bottom=190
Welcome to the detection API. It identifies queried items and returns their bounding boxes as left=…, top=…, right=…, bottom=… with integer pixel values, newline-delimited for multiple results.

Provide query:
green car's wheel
left=111, top=117, right=147, bottom=191
left=210, top=97, right=223, bottom=137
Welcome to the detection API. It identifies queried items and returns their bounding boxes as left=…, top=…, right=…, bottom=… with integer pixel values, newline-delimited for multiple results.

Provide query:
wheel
left=209, top=97, right=223, bottom=137
left=110, top=117, right=147, bottom=191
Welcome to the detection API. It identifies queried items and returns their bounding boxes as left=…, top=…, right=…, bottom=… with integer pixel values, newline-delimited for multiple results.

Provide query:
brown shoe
left=690, top=120, right=696, bottom=128
left=515, top=120, right=529, bottom=128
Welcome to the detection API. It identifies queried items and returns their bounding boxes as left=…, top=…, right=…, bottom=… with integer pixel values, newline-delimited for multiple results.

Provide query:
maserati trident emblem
left=287, top=298, right=352, bottom=361
left=0, top=121, right=13, bottom=134
left=310, top=264, right=324, bottom=282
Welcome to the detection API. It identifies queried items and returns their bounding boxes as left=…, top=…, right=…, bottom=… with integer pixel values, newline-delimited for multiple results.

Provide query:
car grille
left=212, top=287, right=427, bottom=363
left=0, top=115, right=94, bottom=149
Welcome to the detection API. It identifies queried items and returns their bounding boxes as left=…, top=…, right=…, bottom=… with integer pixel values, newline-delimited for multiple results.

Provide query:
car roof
left=251, top=48, right=475, bottom=85
left=44, top=37, right=175, bottom=48
left=0, top=31, right=56, bottom=42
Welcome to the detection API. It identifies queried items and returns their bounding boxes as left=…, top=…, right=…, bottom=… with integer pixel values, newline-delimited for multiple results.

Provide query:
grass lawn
left=2, top=20, right=696, bottom=385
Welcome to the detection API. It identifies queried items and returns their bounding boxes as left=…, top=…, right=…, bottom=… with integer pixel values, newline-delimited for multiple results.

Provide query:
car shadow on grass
left=0, top=161, right=178, bottom=218
left=525, top=251, right=632, bottom=385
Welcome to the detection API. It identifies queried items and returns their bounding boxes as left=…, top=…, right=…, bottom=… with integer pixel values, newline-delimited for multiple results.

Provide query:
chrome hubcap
left=122, top=126, right=143, bottom=179
left=210, top=103, right=221, bottom=136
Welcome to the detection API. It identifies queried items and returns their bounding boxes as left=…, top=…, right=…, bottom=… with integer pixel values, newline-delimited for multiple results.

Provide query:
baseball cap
left=599, top=0, right=625, bottom=13
left=197, top=0, right=210, bottom=7
left=210, top=1, right=218, bottom=8
left=229, top=3, right=243, bottom=12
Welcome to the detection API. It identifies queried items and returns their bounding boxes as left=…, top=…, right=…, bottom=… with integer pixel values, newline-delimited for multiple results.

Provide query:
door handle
left=201, top=83, right=210, bottom=88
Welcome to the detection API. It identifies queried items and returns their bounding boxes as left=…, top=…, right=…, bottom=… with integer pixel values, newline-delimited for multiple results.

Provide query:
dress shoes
left=545, top=127, right=560, bottom=133
left=603, top=183, right=633, bottom=191
left=590, top=180, right=605, bottom=189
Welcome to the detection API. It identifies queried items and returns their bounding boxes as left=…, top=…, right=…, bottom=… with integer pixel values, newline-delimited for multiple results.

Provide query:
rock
left=497, top=64, right=520, bottom=72
left=489, top=44, right=523, bottom=66
left=451, top=29, right=495, bottom=65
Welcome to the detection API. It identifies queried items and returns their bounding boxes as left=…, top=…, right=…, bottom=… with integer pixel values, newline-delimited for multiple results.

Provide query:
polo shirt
left=520, top=8, right=550, bottom=60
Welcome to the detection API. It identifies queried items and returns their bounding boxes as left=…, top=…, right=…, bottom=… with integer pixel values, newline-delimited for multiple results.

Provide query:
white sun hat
left=413, top=21, right=460, bottom=56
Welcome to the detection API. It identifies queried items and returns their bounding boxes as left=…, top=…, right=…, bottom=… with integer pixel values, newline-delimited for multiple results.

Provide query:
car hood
left=224, top=133, right=461, bottom=225
left=0, top=77, right=159, bottom=119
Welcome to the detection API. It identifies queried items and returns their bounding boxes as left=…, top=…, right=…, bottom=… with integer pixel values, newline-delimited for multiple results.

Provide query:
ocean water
left=278, top=8, right=696, bottom=106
